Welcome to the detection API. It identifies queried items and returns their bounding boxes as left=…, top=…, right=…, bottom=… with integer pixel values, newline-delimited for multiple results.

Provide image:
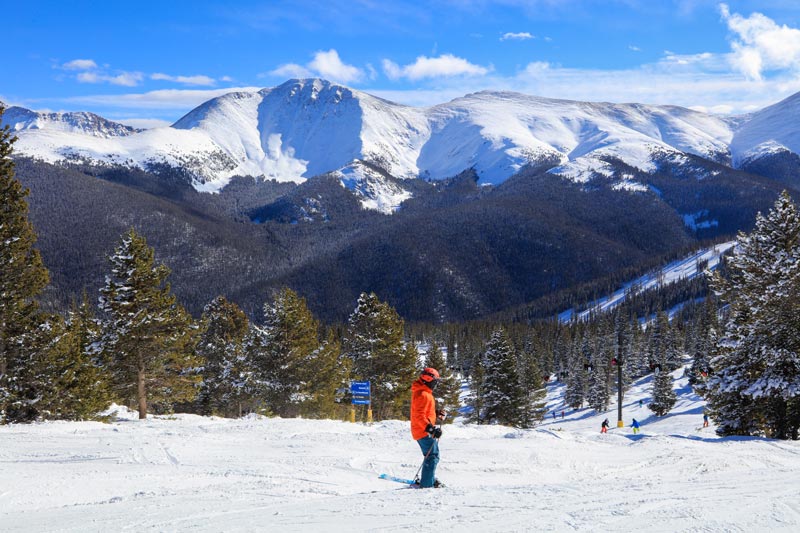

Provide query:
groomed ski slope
left=1, top=367, right=799, bottom=532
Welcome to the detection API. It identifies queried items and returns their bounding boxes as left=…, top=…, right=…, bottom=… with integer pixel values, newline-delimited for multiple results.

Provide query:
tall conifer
left=0, top=107, right=50, bottom=423
left=98, top=228, right=199, bottom=419
left=344, top=293, right=416, bottom=420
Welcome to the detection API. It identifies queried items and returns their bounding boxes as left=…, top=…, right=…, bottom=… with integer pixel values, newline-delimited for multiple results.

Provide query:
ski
left=378, top=473, right=417, bottom=485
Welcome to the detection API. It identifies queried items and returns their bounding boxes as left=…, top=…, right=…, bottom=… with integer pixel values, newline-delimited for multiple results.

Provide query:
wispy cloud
left=77, top=71, right=144, bottom=87
left=382, top=54, right=491, bottom=80
left=114, top=117, right=172, bottom=129
left=720, top=2, right=800, bottom=80
left=59, top=58, right=144, bottom=87
left=500, top=32, right=534, bottom=41
left=61, top=59, right=98, bottom=71
left=63, top=87, right=261, bottom=110
left=151, top=73, right=217, bottom=86
left=629, top=45, right=642, bottom=52
left=267, top=49, right=363, bottom=83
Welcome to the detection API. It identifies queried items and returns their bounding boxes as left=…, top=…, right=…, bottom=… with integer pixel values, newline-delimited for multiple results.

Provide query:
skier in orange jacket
left=410, top=367, right=446, bottom=488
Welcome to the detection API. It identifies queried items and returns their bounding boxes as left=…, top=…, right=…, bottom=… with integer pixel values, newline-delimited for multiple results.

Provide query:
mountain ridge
left=7, top=78, right=797, bottom=196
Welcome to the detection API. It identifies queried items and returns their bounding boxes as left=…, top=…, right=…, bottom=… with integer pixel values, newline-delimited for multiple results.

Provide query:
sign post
left=350, top=381, right=372, bottom=423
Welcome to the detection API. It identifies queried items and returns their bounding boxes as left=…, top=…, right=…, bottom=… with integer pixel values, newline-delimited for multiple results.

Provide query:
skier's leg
left=417, top=436, right=440, bottom=488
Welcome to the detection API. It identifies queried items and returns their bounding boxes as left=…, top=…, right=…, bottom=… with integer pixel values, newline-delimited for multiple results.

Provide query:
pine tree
left=517, top=336, right=547, bottom=427
left=300, top=328, right=350, bottom=419
left=564, top=335, right=587, bottom=409
left=0, top=107, right=51, bottom=423
left=467, top=351, right=486, bottom=424
left=344, top=293, right=416, bottom=420
left=706, top=191, right=800, bottom=439
left=649, top=357, right=677, bottom=416
left=98, top=228, right=200, bottom=419
left=423, top=342, right=460, bottom=423
left=196, top=296, right=252, bottom=417
left=257, top=288, right=349, bottom=418
left=33, top=298, right=113, bottom=421
left=689, top=296, right=717, bottom=388
left=587, top=358, right=610, bottom=412
left=480, top=328, right=528, bottom=427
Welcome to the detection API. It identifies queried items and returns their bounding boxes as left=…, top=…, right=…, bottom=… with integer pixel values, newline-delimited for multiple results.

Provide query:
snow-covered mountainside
left=5, top=78, right=798, bottom=193
left=333, top=160, right=413, bottom=214
left=559, top=241, right=736, bottom=323
left=2, top=106, right=139, bottom=137
left=730, top=91, right=800, bottom=166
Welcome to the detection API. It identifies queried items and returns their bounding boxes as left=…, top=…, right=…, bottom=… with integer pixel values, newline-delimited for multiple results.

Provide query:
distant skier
left=561, top=411, right=565, bottom=419
left=703, top=412, right=709, bottom=428
left=601, top=418, right=609, bottom=433
left=639, top=399, right=643, bottom=408
left=553, top=411, right=557, bottom=420
left=632, top=418, right=640, bottom=434
left=411, top=368, right=445, bottom=488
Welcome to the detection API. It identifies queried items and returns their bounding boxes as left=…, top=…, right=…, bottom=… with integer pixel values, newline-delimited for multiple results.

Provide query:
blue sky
left=6, top=0, right=800, bottom=127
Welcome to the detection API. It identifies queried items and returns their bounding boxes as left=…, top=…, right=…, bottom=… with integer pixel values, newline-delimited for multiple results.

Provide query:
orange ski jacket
left=410, top=379, right=436, bottom=440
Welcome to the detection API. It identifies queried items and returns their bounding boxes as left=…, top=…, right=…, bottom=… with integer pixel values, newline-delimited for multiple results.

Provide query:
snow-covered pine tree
left=689, top=296, right=717, bottom=388
left=196, top=296, right=252, bottom=417
left=649, top=353, right=677, bottom=416
left=300, top=328, right=350, bottom=419
left=587, top=357, right=610, bottom=413
left=30, top=297, right=113, bottom=421
left=657, top=311, right=682, bottom=371
left=480, top=328, right=528, bottom=427
left=706, top=191, right=800, bottom=439
left=0, top=108, right=51, bottom=423
left=344, top=293, right=416, bottom=420
left=467, top=352, right=485, bottom=424
left=258, top=288, right=330, bottom=417
left=564, top=333, right=587, bottom=409
left=517, top=335, right=547, bottom=427
left=98, top=228, right=200, bottom=419
left=423, top=342, right=460, bottom=424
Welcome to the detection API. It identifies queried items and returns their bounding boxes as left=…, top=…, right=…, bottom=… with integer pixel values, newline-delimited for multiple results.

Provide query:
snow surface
left=1, top=366, right=798, bottom=532
left=6, top=79, right=738, bottom=192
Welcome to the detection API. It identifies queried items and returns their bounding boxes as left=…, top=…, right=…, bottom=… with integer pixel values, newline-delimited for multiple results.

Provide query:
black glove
left=426, top=423, right=443, bottom=439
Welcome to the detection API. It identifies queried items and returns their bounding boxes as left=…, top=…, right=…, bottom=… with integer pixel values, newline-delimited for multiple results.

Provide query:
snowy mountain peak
left=731, top=90, right=800, bottom=166
left=8, top=80, right=800, bottom=194
left=1, top=106, right=139, bottom=138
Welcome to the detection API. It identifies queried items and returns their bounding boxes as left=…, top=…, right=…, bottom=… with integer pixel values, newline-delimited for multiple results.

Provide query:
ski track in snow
left=1, top=368, right=799, bottom=532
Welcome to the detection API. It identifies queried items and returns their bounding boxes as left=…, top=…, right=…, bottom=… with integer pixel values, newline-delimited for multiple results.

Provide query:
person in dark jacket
left=601, top=418, right=609, bottom=433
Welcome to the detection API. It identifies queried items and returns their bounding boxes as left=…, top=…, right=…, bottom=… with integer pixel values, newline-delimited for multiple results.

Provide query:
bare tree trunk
left=137, top=367, right=147, bottom=419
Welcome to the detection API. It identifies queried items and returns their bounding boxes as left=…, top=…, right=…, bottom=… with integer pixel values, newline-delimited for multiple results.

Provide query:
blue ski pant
left=416, top=436, right=440, bottom=488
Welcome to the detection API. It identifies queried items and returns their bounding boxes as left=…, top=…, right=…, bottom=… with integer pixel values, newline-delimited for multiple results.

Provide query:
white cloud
left=629, top=45, right=641, bottom=52
left=307, top=49, right=363, bottom=83
left=151, top=73, right=217, bottom=86
left=267, top=49, right=363, bottom=83
left=62, top=59, right=98, bottom=71
left=268, top=63, right=314, bottom=79
left=500, top=32, right=534, bottom=41
left=76, top=71, right=144, bottom=87
left=64, top=87, right=261, bottom=110
left=114, top=117, right=172, bottom=129
left=720, top=3, right=800, bottom=80
left=368, top=48, right=799, bottom=115
left=382, top=54, right=491, bottom=80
